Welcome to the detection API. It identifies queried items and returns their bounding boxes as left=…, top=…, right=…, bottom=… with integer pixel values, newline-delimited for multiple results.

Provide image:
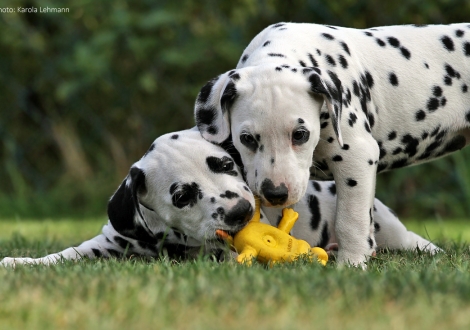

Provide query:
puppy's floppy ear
left=107, top=165, right=147, bottom=237
left=195, top=71, right=239, bottom=144
left=306, top=68, right=344, bottom=147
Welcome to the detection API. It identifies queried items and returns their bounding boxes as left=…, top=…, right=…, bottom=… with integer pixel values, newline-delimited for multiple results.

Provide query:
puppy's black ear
left=107, top=166, right=147, bottom=237
left=194, top=71, right=239, bottom=144
left=305, top=68, right=344, bottom=147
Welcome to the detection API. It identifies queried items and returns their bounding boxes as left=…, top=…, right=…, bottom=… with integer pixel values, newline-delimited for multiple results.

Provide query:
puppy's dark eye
left=240, top=133, right=258, bottom=152
left=292, top=128, right=310, bottom=145
left=206, top=156, right=238, bottom=176
left=170, top=182, right=200, bottom=209
left=172, top=192, right=191, bottom=208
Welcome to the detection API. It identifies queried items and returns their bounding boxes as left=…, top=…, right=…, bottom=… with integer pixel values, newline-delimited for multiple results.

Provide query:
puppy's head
left=195, top=64, right=343, bottom=207
left=107, top=128, right=254, bottom=245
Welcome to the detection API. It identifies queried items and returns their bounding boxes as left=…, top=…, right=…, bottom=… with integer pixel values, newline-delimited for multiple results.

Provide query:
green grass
left=1, top=218, right=470, bottom=330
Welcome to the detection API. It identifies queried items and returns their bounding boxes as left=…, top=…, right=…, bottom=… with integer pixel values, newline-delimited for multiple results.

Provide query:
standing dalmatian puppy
left=1, top=128, right=439, bottom=266
left=194, top=23, right=469, bottom=266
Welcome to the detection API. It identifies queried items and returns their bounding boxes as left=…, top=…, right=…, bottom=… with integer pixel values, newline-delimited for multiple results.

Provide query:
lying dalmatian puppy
left=0, top=128, right=439, bottom=267
left=194, top=23, right=469, bottom=266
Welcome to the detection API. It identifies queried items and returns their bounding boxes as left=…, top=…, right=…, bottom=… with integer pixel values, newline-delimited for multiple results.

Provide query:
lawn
left=0, top=217, right=469, bottom=330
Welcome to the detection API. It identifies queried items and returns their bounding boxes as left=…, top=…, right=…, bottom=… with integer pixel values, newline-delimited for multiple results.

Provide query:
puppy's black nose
left=261, top=179, right=288, bottom=206
left=223, top=199, right=253, bottom=226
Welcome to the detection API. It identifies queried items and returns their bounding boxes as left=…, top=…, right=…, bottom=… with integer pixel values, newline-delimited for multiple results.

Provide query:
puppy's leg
left=0, top=223, right=126, bottom=267
left=373, top=199, right=442, bottom=254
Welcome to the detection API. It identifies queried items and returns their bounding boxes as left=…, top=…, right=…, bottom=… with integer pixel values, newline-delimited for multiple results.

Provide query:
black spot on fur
left=368, top=159, right=373, bottom=165
left=220, top=191, right=239, bottom=199
left=364, top=121, right=371, bottom=133
left=106, top=249, right=121, bottom=258
left=374, top=222, right=381, bottom=233
left=299, top=60, right=307, bottom=67
left=346, top=179, right=357, bottom=187
left=390, top=158, right=408, bottom=169
left=325, top=55, right=336, bottom=66
left=389, top=72, right=399, bottom=86
left=393, top=147, right=402, bottom=155
left=171, top=134, right=179, bottom=140
left=368, top=237, right=374, bottom=248
left=402, top=134, right=420, bottom=157
left=319, top=223, right=330, bottom=248
left=464, top=42, right=470, bottom=56
left=268, top=53, right=286, bottom=58
left=378, top=142, right=386, bottom=159
left=332, top=155, right=343, bottom=162
left=456, top=30, right=465, bottom=37
left=427, top=98, right=439, bottom=112
left=368, top=113, right=375, bottom=128
left=312, top=181, right=322, bottom=192
left=197, top=78, right=216, bottom=104
left=463, top=84, right=468, bottom=93
left=92, top=249, right=103, bottom=258
left=388, top=131, right=397, bottom=140
left=387, top=37, right=400, bottom=47
left=376, top=38, right=386, bottom=47
left=400, top=47, right=411, bottom=59
left=322, top=33, right=334, bottom=40
left=196, top=106, right=217, bottom=127
left=221, top=81, right=237, bottom=112
left=143, top=143, right=155, bottom=157
left=114, top=236, right=133, bottom=250
left=327, top=137, right=335, bottom=143
left=308, top=53, right=318, bottom=67
left=348, top=112, right=357, bottom=127
left=444, top=76, right=452, bottom=86
left=340, top=41, right=351, bottom=55
left=329, top=183, right=336, bottom=195
left=365, top=71, right=374, bottom=88
left=229, top=73, right=240, bottom=81
left=273, top=23, right=285, bottom=28
left=433, top=86, right=443, bottom=97
left=342, top=144, right=350, bottom=150
left=416, top=110, right=426, bottom=121
left=308, top=195, right=321, bottom=230
left=441, top=36, right=455, bottom=51
left=263, top=40, right=271, bottom=47
left=352, top=80, right=360, bottom=96
left=241, top=54, right=249, bottom=63
left=338, top=55, right=348, bottom=68
left=445, top=64, right=459, bottom=78
left=466, top=111, right=470, bottom=122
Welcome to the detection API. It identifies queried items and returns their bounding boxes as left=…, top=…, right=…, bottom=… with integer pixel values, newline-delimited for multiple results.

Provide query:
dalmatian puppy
left=1, top=128, right=255, bottom=266
left=0, top=128, right=439, bottom=267
left=194, top=23, right=469, bottom=266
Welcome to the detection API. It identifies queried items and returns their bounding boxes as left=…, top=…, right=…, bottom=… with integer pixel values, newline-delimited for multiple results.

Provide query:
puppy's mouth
left=215, top=224, right=246, bottom=241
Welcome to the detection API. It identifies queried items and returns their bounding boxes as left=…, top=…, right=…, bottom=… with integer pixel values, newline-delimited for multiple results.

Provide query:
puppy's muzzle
left=261, top=179, right=288, bottom=206
left=224, top=199, right=253, bottom=226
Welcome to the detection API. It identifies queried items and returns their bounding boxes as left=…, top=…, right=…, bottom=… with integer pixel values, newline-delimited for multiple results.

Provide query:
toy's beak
left=216, top=229, right=234, bottom=246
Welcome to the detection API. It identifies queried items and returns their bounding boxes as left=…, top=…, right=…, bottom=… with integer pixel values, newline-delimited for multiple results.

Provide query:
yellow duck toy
left=216, top=197, right=328, bottom=266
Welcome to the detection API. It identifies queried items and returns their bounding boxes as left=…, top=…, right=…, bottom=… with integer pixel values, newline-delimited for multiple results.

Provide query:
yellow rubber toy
left=216, top=197, right=328, bottom=266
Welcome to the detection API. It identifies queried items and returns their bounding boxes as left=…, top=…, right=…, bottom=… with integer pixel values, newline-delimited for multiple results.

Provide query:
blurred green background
left=0, top=0, right=469, bottom=219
